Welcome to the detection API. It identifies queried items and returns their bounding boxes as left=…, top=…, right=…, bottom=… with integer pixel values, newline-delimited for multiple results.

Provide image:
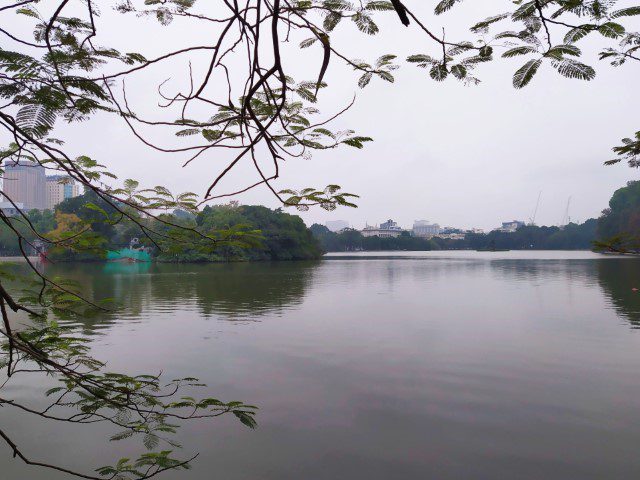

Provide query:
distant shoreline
left=0, top=256, right=39, bottom=263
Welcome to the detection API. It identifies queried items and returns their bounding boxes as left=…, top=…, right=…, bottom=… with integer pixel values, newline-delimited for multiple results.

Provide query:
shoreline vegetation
left=1, top=194, right=324, bottom=262
left=311, top=220, right=598, bottom=252
left=1, top=181, right=640, bottom=262
left=314, top=181, right=640, bottom=256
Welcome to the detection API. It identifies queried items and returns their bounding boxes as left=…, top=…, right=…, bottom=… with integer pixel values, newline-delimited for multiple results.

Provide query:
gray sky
left=42, top=2, right=640, bottom=231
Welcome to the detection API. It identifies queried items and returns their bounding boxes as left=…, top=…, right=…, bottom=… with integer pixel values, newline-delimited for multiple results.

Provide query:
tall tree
left=596, top=180, right=640, bottom=252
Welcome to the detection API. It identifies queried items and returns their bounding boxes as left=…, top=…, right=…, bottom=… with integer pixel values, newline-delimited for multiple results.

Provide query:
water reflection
left=43, top=261, right=318, bottom=332
left=486, top=259, right=599, bottom=285
left=597, top=258, right=640, bottom=328
left=102, top=261, right=152, bottom=275
left=39, top=256, right=640, bottom=335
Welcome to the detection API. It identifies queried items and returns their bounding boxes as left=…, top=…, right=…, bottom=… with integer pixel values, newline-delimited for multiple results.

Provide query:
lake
left=2, top=251, right=640, bottom=479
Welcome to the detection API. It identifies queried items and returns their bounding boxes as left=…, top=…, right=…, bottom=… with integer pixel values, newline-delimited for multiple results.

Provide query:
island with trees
left=0, top=192, right=324, bottom=261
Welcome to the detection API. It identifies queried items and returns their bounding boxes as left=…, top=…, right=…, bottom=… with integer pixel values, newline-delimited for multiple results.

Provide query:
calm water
left=2, top=251, right=640, bottom=479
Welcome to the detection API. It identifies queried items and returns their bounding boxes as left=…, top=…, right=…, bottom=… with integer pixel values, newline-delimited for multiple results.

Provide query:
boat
left=106, top=237, right=152, bottom=263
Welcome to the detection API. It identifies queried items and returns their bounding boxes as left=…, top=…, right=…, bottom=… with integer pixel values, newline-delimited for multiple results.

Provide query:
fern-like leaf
left=15, top=104, right=56, bottom=138
left=512, top=59, right=542, bottom=89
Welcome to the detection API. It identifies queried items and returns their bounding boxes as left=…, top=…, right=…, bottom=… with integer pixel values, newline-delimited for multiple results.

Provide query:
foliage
left=595, top=180, right=640, bottom=252
left=311, top=224, right=438, bottom=251
left=0, top=0, right=639, bottom=477
left=435, top=220, right=598, bottom=250
left=45, top=211, right=109, bottom=261
left=1, top=196, right=321, bottom=263
left=0, top=269, right=257, bottom=479
left=0, top=209, right=55, bottom=256
left=158, top=204, right=323, bottom=261
left=605, top=131, right=640, bottom=167
left=312, top=220, right=598, bottom=251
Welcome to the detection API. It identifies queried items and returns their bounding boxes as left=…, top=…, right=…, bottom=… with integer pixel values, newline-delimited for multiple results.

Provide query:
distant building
left=380, top=219, right=401, bottom=231
left=46, top=175, right=82, bottom=210
left=326, top=220, right=349, bottom=232
left=496, top=220, right=526, bottom=233
left=413, top=220, right=441, bottom=238
left=361, top=219, right=405, bottom=238
left=2, top=160, right=46, bottom=210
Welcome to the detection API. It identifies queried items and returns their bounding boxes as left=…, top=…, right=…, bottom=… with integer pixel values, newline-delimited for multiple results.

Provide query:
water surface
left=2, top=251, right=640, bottom=479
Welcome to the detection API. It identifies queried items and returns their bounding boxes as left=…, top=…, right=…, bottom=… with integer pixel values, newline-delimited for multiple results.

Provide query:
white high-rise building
left=1, top=160, right=47, bottom=210
left=46, top=175, right=82, bottom=210
left=412, top=220, right=441, bottom=238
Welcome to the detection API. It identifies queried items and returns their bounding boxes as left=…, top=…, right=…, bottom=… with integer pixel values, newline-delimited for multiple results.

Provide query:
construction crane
left=560, top=196, right=572, bottom=228
left=528, top=191, right=542, bottom=226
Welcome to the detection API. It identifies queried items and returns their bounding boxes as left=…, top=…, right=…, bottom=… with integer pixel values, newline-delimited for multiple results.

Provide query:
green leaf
left=143, top=433, right=159, bottom=450
left=352, top=12, right=378, bottom=35
left=512, top=59, right=542, bottom=89
left=365, top=1, right=394, bottom=11
left=323, top=12, right=342, bottom=31
left=176, top=128, right=200, bottom=137
left=16, top=7, right=39, bottom=18
left=611, top=6, right=640, bottom=18
left=233, top=411, right=257, bottom=429
left=563, top=25, right=593, bottom=43
left=434, top=0, right=463, bottom=15
left=450, top=64, right=467, bottom=79
left=202, top=129, right=222, bottom=141
left=478, top=46, right=493, bottom=58
left=377, top=71, right=394, bottom=83
left=502, top=46, right=538, bottom=58
left=45, top=387, right=66, bottom=396
left=358, top=72, right=372, bottom=88
left=342, top=136, right=373, bottom=148
left=546, top=44, right=581, bottom=58
left=406, top=54, right=436, bottom=66
left=15, top=104, right=56, bottom=139
left=598, top=22, right=625, bottom=38
left=430, top=64, right=448, bottom=81
left=554, top=59, right=596, bottom=81
left=511, top=1, right=536, bottom=21
left=299, top=38, right=317, bottom=48
left=471, top=13, right=509, bottom=33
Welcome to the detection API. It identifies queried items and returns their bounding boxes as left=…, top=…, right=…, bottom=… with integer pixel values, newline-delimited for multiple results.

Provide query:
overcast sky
left=38, top=1, right=640, bottom=231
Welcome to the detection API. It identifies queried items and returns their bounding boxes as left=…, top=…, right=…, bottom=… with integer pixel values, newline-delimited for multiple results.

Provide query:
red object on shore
left=632, top=288, right=639, bottom=292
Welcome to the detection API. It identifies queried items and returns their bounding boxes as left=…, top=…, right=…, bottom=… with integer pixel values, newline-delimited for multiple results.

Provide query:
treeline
left=436, top=220, right=597, bottom=250
left=0, top=209, right=57, bottom=256
left=162, top=203, right=323, bottom=262
left=4, top=181, right=640, bottom=258
left=310, top=224, right=438, bottom=251
left=0, top=192, right=322, bottom=261
left=311, top=220, right=598, bottom=252
left=596, top=180, right=640, bottom=252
